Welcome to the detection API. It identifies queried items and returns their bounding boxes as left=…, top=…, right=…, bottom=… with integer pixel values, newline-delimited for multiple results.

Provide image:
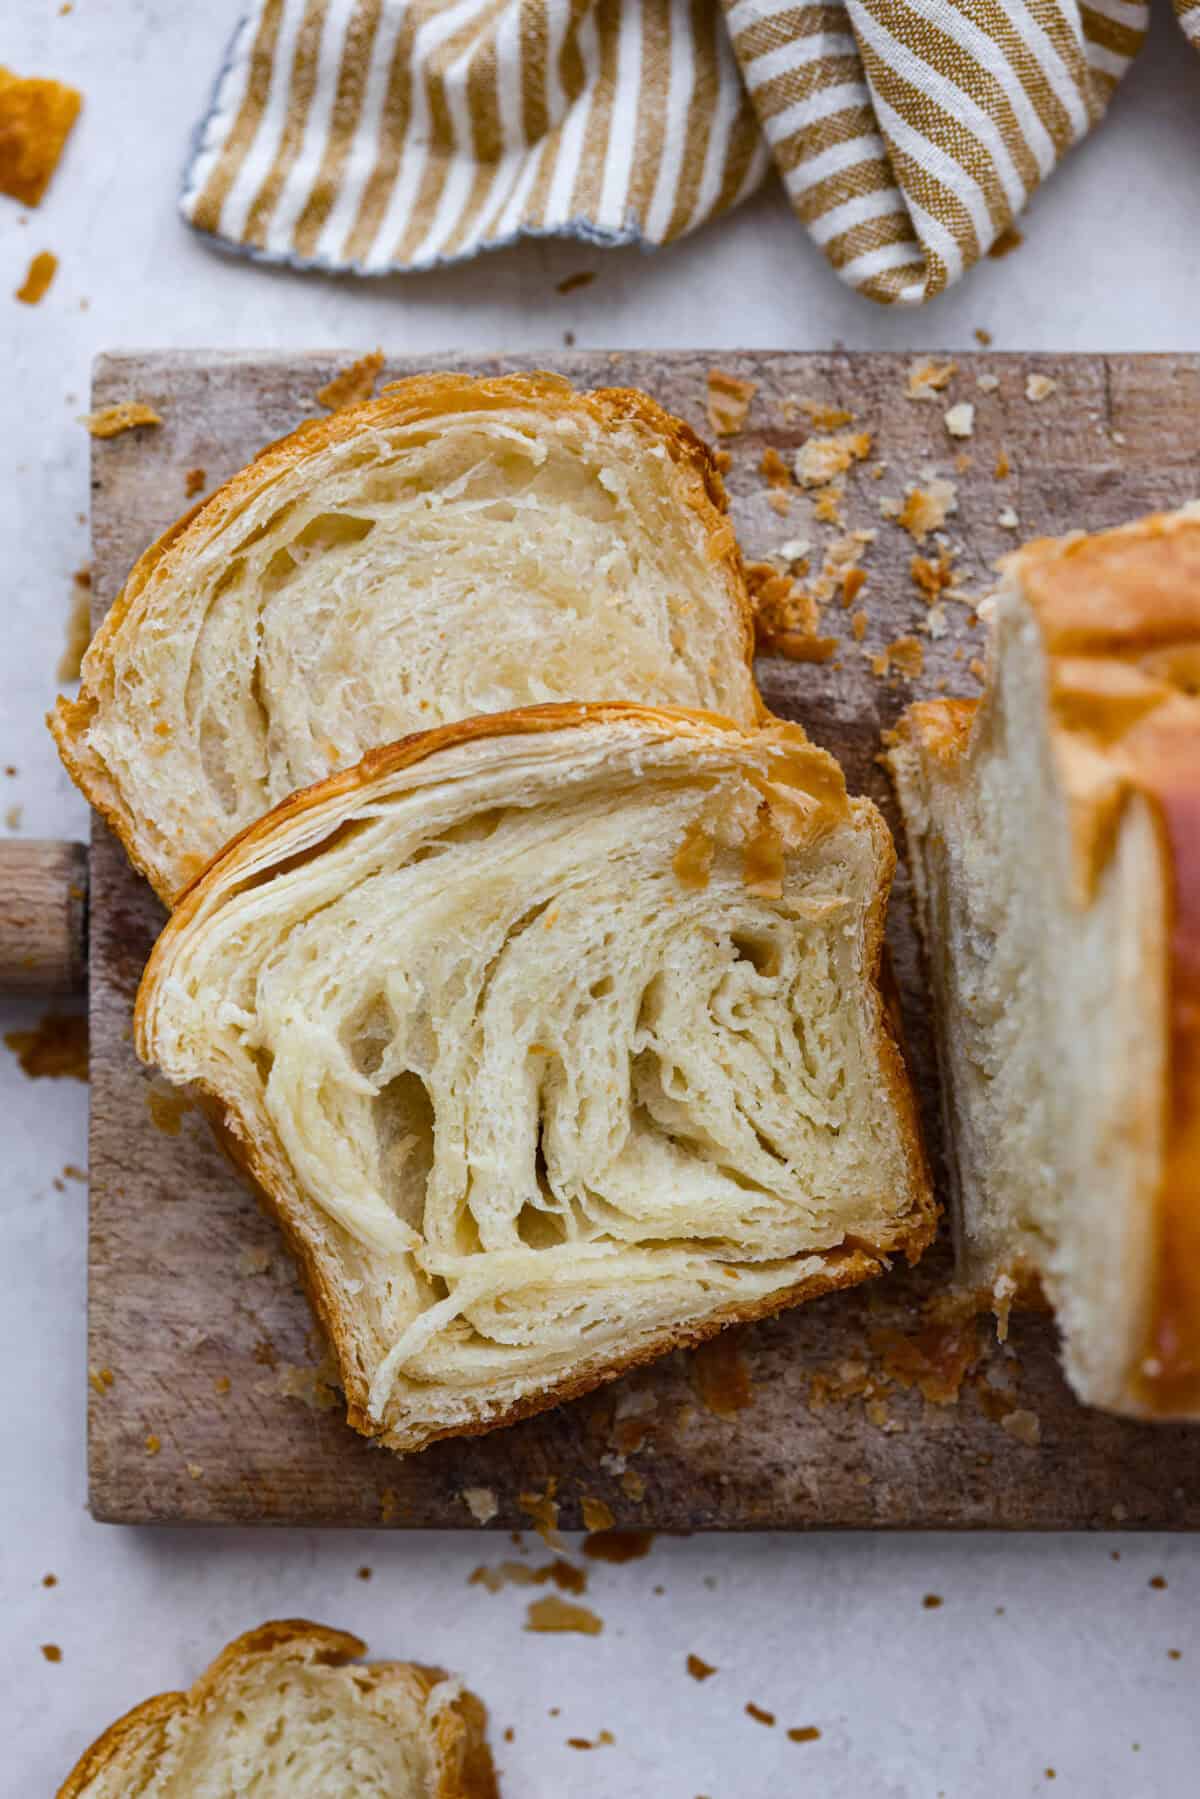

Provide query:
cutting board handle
left=0, top=839, right=88, bottom=991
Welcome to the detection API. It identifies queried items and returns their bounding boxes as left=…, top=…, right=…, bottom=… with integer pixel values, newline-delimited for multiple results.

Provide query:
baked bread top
left=51, top=372, right=761, bottom=903
left=890, top=507, right=1200, bottom=1416
left=57, top=1619, right=497, bottom=1798
left=136, top=704, right=934, bottom=1453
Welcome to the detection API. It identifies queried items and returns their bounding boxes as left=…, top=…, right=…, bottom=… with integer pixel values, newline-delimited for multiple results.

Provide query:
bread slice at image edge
left=50, top=369, right=762, bottom=905
left=887, top=507, right=1200, bottom=1419
left=136, top=703, right=935, bottom=1454
left=57, top=1619, right=498, bottom=1798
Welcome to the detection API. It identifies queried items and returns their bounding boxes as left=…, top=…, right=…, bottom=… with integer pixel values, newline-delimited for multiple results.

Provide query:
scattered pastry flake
left=41, top=1643, right=62, bottom=1663
left=974, top=328, right=993, bottom=346
left=462, top=1485, right=499, bottom=1525
left=15, top=249, right=56, bottom=304
left=712, top=448, right=731, bottom=474
left=213, top=1375, right=232, bottom=1395
left=841, top=565, right=866, bottom=608
left=524, top=1596, right=603, bottom=1636
left=687, top=1653, right=717, bottom=1682
left=870, top=1315, right=980, bottom=1405
left=582, top=1529, right=654, bottom=1564
left=759, top=446, right=791, bottom=489
left=555, top=270, right=594, bottom=295
left=620, top=1469, right=645, bottom=1501
left=144, top=1433, right=161, bottom=1455
left=1150, top=1575, right=1167, bottom=1591
left=57, top=565, right=91, bottom=681
left=187, top=1463, right=204, bottom=1480
left=851, top=609, right=868, bottom=642
left=470, top=1558, right=584, bottom=1595
left=518, top=1480, right=563, bottom=1549
left=185, top=466, right=206, bottom=497
left=146, top=1081, right=191, bottom=1136
left=999, top=1407, right=1041, bottom=1447
left=745, top=1703, right=776, bottom=1727
left=745, top=560, right=833, bottom=661
left=80, top=401, right=161, bottom=438
left=4, top=1010, right=88, bottom=1080
left=870, top=636, right=924, bottom=681
left=0, top=68, right=82, bottom=205
left=580, top=1495, right=615, bottom=1533
left=42, top=1573, right=57, bottom=1588
left=316, top=348, right=384, bottom=412
left=789, top=1726, right=821, bottom=1743
left=813, top=485, right=843, bottom=525
left=988, top=224, right=1024, bottom=259
left=356, top=1565, right=372, bottom=1581
left=276, top=1354, right=339, bottom=1412
left=706, top=369, right=757, bottom=438
left=611, top=1387, right=658, bottom=1455
left=799, top=399, right=853, bottom=430
left=994, top=449, right=1010, bottom=480
left=1024, top=373, right=1057, bottom=404
left=889, top=478, right=958, bottom=543
left=777, top=537, right=811, bottom=566
left=793, top=430, right=870, bottom=489
left=87, top=1366, right=114, bottom=1396
left=379, top=1487, right=402, bottom=1523
left=944, top=402, right=974, bottom=439
left=691, top=1331, right=753, bottom=1418
left=567, top=1730, right=614, bottom=1750
left=236, top=1244, right=272, bottom=1278
left=922, top=1593, right=943, bottom=1610
left=910, top=546, right=958, bottom=604
left=906, top=359, right=956, bottom=401
left=5, top=802, right=22, bottom=831
left=767, top=489, right=790, bottom=517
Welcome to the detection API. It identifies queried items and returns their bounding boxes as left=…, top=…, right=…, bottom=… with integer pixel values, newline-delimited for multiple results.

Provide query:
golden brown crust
left=138, top=702, right=934, bottom=1454
left=889, top=698, right=977, bottom=772
left=56, top=1619, right=497, bottom=1799
left=50, top=372, right=763, bottom=905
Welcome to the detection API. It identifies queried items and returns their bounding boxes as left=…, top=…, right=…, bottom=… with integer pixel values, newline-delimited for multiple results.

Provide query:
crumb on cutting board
left=80, top=401, right=161, bottom=438
left=0, top=67, right=82, bottom=205
left=706, top=369, right=757, bottom=437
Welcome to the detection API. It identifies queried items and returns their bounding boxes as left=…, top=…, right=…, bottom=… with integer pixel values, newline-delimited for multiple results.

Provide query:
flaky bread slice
left=136, top=704, right=933, bottom=1454
left=57, top=1619, right=498, bottom=1798
left=887, top=507, right=1200, bottom=1419
left=50, top=371, right=761, bottom=905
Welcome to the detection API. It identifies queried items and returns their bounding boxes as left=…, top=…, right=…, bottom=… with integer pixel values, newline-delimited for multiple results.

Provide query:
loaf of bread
left=887, top=507, right=1200, bottom=1418
left=136, top=704, right=934, bottom=1453
left=51, top=372, right=760, bottom=903
left=57, top=1619, right=498, bottom=1798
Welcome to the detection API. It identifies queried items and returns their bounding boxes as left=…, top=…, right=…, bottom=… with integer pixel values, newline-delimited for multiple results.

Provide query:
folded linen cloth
left=182, top=0, right=1190, bottom=304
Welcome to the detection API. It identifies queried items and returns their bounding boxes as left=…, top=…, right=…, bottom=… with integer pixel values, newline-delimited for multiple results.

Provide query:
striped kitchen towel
left=181, top=0, right=1190, bottom=305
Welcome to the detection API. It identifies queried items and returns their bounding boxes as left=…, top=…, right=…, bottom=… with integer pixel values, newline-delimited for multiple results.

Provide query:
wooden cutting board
left=87, top=348, right=1200, bottom=1530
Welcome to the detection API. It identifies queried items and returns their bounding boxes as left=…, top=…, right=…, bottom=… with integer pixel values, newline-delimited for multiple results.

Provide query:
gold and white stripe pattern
left=182, top=0, right=1171, bottom=304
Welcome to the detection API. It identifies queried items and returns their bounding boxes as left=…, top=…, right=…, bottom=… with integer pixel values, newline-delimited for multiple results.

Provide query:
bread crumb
left=712, top=448, right=731, bottom=473
left=1025, top=373, right=1057, bottom=404
left=789, top=1726, right=821, bottom=1743
left=356, top=1565, right=372, bottom=1581
left=276, top=1356, right=339, bottom=1412
left=316, top=349, right=384, bottom=411
left=187, top=1463, right=204, bottom=1480
left=88, top=1367, right=113, bottom=1395
left=567, top=1730, right=614, bottom=1750
left=144, top=1433, right=161, bottom=1455
left=146, top=1082, right=190, bottom=1136
left=15, top=248, right=57, bottom=304
left=1149, top=1575, right=1167, bottom=1590
left=777, top=537, right=810, bottom=565
left=793, top=431, right=870, bottom=488
left=922, top=1594, right=943, bottom=1609
left=1112, top=429, right=1127, bottom=445
left=999, top=1407, right=1041, bottom=1447
left=994, top=449, right=1010, bottom=480
left=80, top=401, right=161, bottom=438
left=1168, top=1649, right=1182, bottom=1660
left=524, top=1597, right=603, bottom=1636
left=767, top=489, right=790, bottom=517
left=944, top=402, right=974, bottom=439
left=5, top=1011, right=88, bottom=1080
left=555, top=270, right=594, bottom=295
left=706, top=369, right=757, bottom=437
left=910, top=545, right=957, bottom=603
left=518, top=1480, right=563, bottom=1549
left=5, top=802, right=22, bottom=832
left=185, top=466, right=206, bottom=497
left=57, top=565, right=91, bottom=681
left=0, top=69, right=82, bottom=206
left=988, top=224, right=1024, bottom=258
left=801, top=400, right=854, bottom=430
left=976, top=372, right=1000, bottom=393
left=893, top=478, right=958, bottom=543
left=998, top=506, right=1019, bottom=531
left=686, top=1653, right=717, bottom=1681
left=871, top=636, right=924, bottom=680
left=841, top=565, right=866, bottom=607
left=760, top=446, right=791, bottom=489
left=691, top=1331, right=753, bottom=1418
left=906, top=360, right=956, bottom=401
left=42, top=1573, right=57, bottom=1588
left=236, top=1244, right=272, bottom=1278
left=580, top=1495, right=615, bottom=1532
left=462, top=1485, right=499, bottom=1525
left=974, top=328, right=992, bottom=346
left=851, top=609, right=868, bottom=642
left=745, top=1703, right=775, bottom=1727
left=40, top=1643, right=62, bottom=1663
left=620, top=1469, right=645, bottom=1501
left=969, top=657, right=987, bottom=681
left=213, top=1375, right=231, bottom=1395
left=583, top=1529, right=654, bottom=1564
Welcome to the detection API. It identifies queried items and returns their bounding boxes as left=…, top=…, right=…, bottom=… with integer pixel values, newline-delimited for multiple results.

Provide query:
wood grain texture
left=87, top=349, right=1200, bottom=1529
left=0, top=839, right=87, bottom=990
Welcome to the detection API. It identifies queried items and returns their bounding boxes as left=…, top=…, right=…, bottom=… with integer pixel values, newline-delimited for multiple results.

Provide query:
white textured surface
left=3, top=4, right=1198, bottom=1795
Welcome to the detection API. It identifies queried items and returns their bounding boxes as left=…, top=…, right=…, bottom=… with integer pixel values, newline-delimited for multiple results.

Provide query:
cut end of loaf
left=137, top=705, right=934, bottom=1454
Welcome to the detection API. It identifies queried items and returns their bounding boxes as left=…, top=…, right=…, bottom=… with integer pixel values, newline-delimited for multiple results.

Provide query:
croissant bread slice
left=51, top=371, right=760, bottom=904
left=57, top=1620, right=498, bottom=1798
left=136, top=704, right=934, bottom=1454
left=887, top=506, right=1200, bottom=1419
